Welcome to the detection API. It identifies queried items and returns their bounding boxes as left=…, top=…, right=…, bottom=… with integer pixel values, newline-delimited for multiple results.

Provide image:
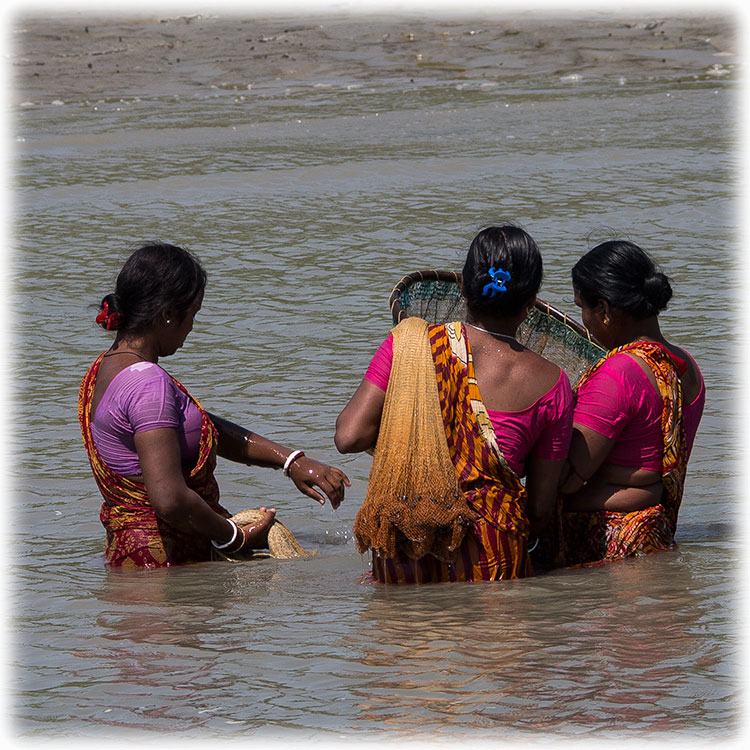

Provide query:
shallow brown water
left=8, top=9, right=742, bottom=743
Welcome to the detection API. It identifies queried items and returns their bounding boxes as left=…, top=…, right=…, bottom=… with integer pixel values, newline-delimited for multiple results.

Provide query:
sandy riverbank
left=10, top=11, right=739, bottom=105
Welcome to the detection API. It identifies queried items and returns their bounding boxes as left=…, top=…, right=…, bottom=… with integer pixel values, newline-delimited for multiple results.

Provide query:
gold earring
left=603, top=316, right=609, bottom=325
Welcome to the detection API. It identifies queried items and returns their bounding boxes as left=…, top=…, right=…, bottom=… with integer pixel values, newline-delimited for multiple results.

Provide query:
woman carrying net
left=559, top=240, right=705, bottom=564
left=335, top=226, right=574, bottom=583
left=79, top=242, right=350, bottom=568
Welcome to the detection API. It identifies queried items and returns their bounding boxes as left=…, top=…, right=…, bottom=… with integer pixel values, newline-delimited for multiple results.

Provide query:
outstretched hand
left=288, top=457, right=351, bottom=509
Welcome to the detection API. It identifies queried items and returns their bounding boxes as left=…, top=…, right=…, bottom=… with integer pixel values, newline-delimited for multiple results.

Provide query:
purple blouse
left=91, top=361, right=203, bottom=476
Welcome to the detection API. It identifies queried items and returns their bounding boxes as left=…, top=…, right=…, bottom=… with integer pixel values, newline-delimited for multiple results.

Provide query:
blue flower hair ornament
left=482, top=266, right=511, bottom=297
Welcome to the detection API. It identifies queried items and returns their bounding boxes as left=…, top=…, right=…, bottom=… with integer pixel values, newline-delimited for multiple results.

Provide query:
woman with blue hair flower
left=335, top=225, right=574, bottom=583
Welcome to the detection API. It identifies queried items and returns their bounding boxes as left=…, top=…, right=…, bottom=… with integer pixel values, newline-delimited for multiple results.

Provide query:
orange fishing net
left=352, top=317, right=473, bottom=561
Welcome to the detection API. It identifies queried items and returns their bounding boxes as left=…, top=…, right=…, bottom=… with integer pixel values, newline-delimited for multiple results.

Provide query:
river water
left=7, top=8, right=744, bottom=745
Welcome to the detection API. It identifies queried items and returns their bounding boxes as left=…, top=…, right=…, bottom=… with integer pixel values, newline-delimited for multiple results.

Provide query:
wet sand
left=10, top=12, right=739, bottom=105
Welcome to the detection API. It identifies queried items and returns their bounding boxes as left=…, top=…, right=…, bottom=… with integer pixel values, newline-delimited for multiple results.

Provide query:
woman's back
left=363, top=325, right=572, bottom=477
left=468, top=328, right=563, bottom=412
left=336, top=223, right=571, bottom=582
left=563, top=237, right=706, bottom=527
left=466, top=326, right=572, bottom=476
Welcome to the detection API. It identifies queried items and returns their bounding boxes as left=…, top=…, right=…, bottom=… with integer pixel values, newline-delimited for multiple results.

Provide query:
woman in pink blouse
left=336, top=226, right=574, bottom=581
left=360, top=326, right=573, bottom=481
left=560, top=240, right=705, bottom=564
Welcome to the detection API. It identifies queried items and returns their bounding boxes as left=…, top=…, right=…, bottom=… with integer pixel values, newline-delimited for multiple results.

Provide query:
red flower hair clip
left=95, top=301, right=124, bottom=331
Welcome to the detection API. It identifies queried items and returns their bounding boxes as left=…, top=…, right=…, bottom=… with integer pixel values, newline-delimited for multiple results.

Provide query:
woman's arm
left=136, top=427, right=277, bottom=550
left=525, top=455, right=565, bottom=537
left=207, top=412, right=350, bottom=509
left=209, top=412, right=296, bottom=466
left=135, top=427, right=247, bottom=542
left=334, top=380, right=386, bottom=454
left=558, top=423, right=614, bottom=494
left=561, top=424, right=663, bottom=512
left=560, top=422, right=662, bottom=490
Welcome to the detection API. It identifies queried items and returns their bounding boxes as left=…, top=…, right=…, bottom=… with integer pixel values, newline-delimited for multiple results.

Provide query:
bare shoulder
left=516, top=345, right=565, bottom=392
left=496, top=345, right=565, bottom=410
left=665, top=341, right=700, bottom=371
left=665, top=341, right=703, bottom=402
left=469, top=333, right=566, bottom=411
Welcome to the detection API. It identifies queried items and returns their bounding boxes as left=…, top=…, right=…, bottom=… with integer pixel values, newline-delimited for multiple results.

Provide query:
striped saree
left=371, top=322, right=533, bottom=583
left=562, top=341, right=688, bottom=565
left=78, top=353, right=230, bottom=567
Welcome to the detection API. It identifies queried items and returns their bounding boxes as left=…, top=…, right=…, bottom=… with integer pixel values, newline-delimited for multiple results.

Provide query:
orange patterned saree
left=78, top=353, right=230, bottom=567
left=371, top=322, right=533, bottom=583
left=562, top=341, right=687, bottom=565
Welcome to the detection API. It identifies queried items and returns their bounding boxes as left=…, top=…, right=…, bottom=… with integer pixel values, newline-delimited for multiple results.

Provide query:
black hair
left=571, top=240, right=672, bottom=319
left=462, top=225, right=543, bottom=317
left=97, top=242, right=206, bottom=333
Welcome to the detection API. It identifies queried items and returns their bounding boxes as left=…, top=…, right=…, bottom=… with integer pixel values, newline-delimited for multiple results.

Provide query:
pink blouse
left=364, top=333, right=574, bottom=476
left=91, top=361, right=203, bottom=476
left=573, top=351, right=705, bottom=470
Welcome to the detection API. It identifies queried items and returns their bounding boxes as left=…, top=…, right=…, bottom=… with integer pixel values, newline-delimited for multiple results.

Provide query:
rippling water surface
left=8, top=10, right=743, bottom=744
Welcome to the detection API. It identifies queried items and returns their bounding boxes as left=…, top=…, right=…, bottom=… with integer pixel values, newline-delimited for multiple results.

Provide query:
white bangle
left=211, top=519, right=239, bottom=550
left=283, top=450, right=305, bottom=476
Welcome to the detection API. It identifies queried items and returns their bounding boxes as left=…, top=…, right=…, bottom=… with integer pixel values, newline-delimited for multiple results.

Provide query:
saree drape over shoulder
left=354, top=319, right=533, bottom=584
left=78, top=353, right=230, bottom=567
left=563, top=341, right=688, bottom=565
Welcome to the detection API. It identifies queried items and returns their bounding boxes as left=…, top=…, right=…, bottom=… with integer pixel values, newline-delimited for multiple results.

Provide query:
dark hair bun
left=572, top=240, right=671, bottom=320
left=100, top=292, right=122, bottom=314
left=643, top=272, right=673, bottom=313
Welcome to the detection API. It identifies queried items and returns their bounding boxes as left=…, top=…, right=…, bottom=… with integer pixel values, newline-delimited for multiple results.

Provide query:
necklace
left=103, top=349, right=148, bottom=361
left=465, top=322, right=518, bottom=342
